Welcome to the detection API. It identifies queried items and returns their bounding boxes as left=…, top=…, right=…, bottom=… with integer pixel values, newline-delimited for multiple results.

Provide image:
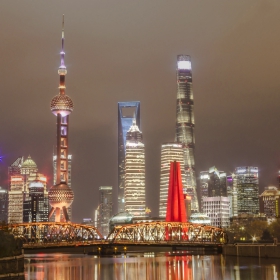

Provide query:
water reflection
left=24, top=253, right=280, bottom=280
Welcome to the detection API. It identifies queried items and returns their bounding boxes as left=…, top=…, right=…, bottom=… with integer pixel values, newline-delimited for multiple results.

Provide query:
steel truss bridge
left=2, top=222, right=227, bottom=249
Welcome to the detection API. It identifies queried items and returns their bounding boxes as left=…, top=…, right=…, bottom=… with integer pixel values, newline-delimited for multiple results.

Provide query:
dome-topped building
left=21, top=155, right=38, bottom=175
left=48, top=16, right=74, bottom=223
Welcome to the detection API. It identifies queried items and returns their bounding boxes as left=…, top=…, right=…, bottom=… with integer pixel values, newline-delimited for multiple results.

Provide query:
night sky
left=1, top=1, right=280, bottom=222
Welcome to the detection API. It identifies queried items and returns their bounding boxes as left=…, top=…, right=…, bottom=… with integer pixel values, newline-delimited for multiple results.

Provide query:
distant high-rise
left=118, top=102, right=140, bottom=213
left=0, top=187, right=8, bottom=223
left=259, top=186, right=280, bottom=218
left=97, top=186, right=113, bottom=237
left=48, top=16, right=74, bottom=222
left=175, top=55, right=198, bottom=212
left=203, top=196, right=230, bottom=228
left=199, top=171, right=209, bottom=212
left=236, top=167, right=259, bottom=215
left=208, top=167, right=227, bottom=197
left=8, top=176, right=24, bottom=223
left=159, top=143, right=186, bottom=218
left=124, top=120, right=146, bottom=217
left=227, top=175, right=238, bottom=217
left=21, top=155, right=38, bottom=192
left=23, top=173, right=49, bottom=223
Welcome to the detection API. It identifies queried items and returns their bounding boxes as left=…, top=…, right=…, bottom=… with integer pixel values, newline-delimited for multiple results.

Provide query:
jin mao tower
left=175, top=55, right=198, bottom=212
left=48, top=16, right=74, bottom=222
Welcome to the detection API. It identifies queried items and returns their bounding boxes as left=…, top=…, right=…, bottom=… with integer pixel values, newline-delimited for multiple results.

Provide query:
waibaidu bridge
left=2, top=162, right=227, bottom=253
left=2, top=221, right=227, bottom=252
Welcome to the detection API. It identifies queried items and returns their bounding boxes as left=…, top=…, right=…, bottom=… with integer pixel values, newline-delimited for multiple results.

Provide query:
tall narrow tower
left=175, top=55, right=198, bottom=212
left=48, top=16, right=74, bottom=222
left=118, top=102, right=140, bottom=213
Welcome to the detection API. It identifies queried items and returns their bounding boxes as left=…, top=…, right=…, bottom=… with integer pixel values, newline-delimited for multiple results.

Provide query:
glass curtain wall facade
left=98, top=186, right=113, bottom=237
left=0, top=187, right=8, bottom=223
left=236, top=166, right=259, bottom=215
left=175, top=55, right=198, bottom=212
left=118, top=102, right=140, bottom=213
left=124, top=120, right=146, bottom=217
left=159, top=143, right=186, bottom=218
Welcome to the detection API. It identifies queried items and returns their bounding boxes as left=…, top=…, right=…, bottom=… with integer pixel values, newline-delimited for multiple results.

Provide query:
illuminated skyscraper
left=8, top=176, right=24, bottom=223
left=21, top=155, right=38, bottom=192
left=159, top=143, right=186, bottom=218
left=23, top=173, right=49, bottom=223
left=48, top=16, right=74, bottom=222
left=124, top=120, right=145, bottom=217
left=118, top=102, right=140, bottom=213
left=175, top=55, right=198, bottom=212
left=235, top=166, right=259, bottom=215
left=97, top=186, right=113, bottom=237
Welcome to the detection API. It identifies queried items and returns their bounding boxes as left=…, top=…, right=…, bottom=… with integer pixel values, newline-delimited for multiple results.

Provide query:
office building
left=259, top=186, right=280, bottom=218
left=175, top=55, right=198, bottom=212
left=159, top=142, right=186, bottom=218
left=8, top=176, right=24, bottom=223
left=199, top=171, right=209, bottom=211
left=236, top=167, right=259, bottom=215
left=203, top=196, right=230, bottom=228
left=0, top=187, right=8, bottom=223
left=20, top=155, right=38, bottom=192
left=48, top=17, right=74, bottom=222
left=208, top=167, right=227, bottom=197
left=124, top=120, right=146, bottom=217
left=227, top=175, right=238, bottom=217
left=8, top=157, right=23, bottom=188
left=98, top=186, right=113, bottom=237
left=118, top=101, right=140, bottom=213
left=23, top=173, right=49, bottom=223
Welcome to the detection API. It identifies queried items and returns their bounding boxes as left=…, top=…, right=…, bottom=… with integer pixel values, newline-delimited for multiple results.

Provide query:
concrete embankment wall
left=223, top=244, right=280, bottom=258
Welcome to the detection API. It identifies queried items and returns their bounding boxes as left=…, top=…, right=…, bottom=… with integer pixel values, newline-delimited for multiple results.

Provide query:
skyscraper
left=175, top=55, right=198, bottom=212
left=97, top=186, right=113, bottom=237
left=0, top=187, right=8, bottom=223
left=208, top=167, right=227, bottom=197
left=199, top=171, right=209, bottom=212
left=235, top=166, right=259, bottom=215
left=124, top=120, right=146, bottom=217
left=8, top=157, right=23, bottom=190
left=48, top=17, right=74, bottom=222
left=159, top=143, right=186, bottom=218
left=23, top=173, right=49, bottom=223
left=21, top=155, right=38, bottom=192
left=8, top=176, right=24, bottom=223
left=118, top=101, right=140, bottom=213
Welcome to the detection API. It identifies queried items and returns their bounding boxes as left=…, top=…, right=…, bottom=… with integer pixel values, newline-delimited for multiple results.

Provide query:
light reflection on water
left=24, top=252, right=280, bottom=280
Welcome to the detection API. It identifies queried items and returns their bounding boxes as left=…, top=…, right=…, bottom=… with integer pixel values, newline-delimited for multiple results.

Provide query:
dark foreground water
left=24, top=252, right=280, bottom=280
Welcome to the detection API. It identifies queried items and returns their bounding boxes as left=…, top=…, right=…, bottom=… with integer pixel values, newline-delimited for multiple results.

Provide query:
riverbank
left=223, top=243, right=280, bottom=258
left=0, top=231, right=24, bottom=280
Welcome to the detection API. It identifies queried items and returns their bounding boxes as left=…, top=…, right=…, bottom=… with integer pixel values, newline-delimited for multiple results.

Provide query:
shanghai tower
left=175, top=55, right=199, bottom=212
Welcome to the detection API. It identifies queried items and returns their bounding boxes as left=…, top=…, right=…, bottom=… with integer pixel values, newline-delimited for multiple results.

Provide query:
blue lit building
left=118, top=102, right=140, bottom=213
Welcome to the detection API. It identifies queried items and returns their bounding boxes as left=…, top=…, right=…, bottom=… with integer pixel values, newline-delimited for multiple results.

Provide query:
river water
left=24, top=252, right=280, bottom=280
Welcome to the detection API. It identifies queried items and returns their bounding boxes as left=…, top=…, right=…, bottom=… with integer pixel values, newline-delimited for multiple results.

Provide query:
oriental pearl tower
left=48, top=16, right=74, bottom=222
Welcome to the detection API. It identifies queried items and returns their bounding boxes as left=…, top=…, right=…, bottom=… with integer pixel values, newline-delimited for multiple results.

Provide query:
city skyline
left=1, top=1, right=280, bottom=222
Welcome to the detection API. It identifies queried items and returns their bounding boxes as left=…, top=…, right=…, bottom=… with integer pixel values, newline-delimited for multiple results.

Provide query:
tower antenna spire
left=60, top=14, right=65, bottom=68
